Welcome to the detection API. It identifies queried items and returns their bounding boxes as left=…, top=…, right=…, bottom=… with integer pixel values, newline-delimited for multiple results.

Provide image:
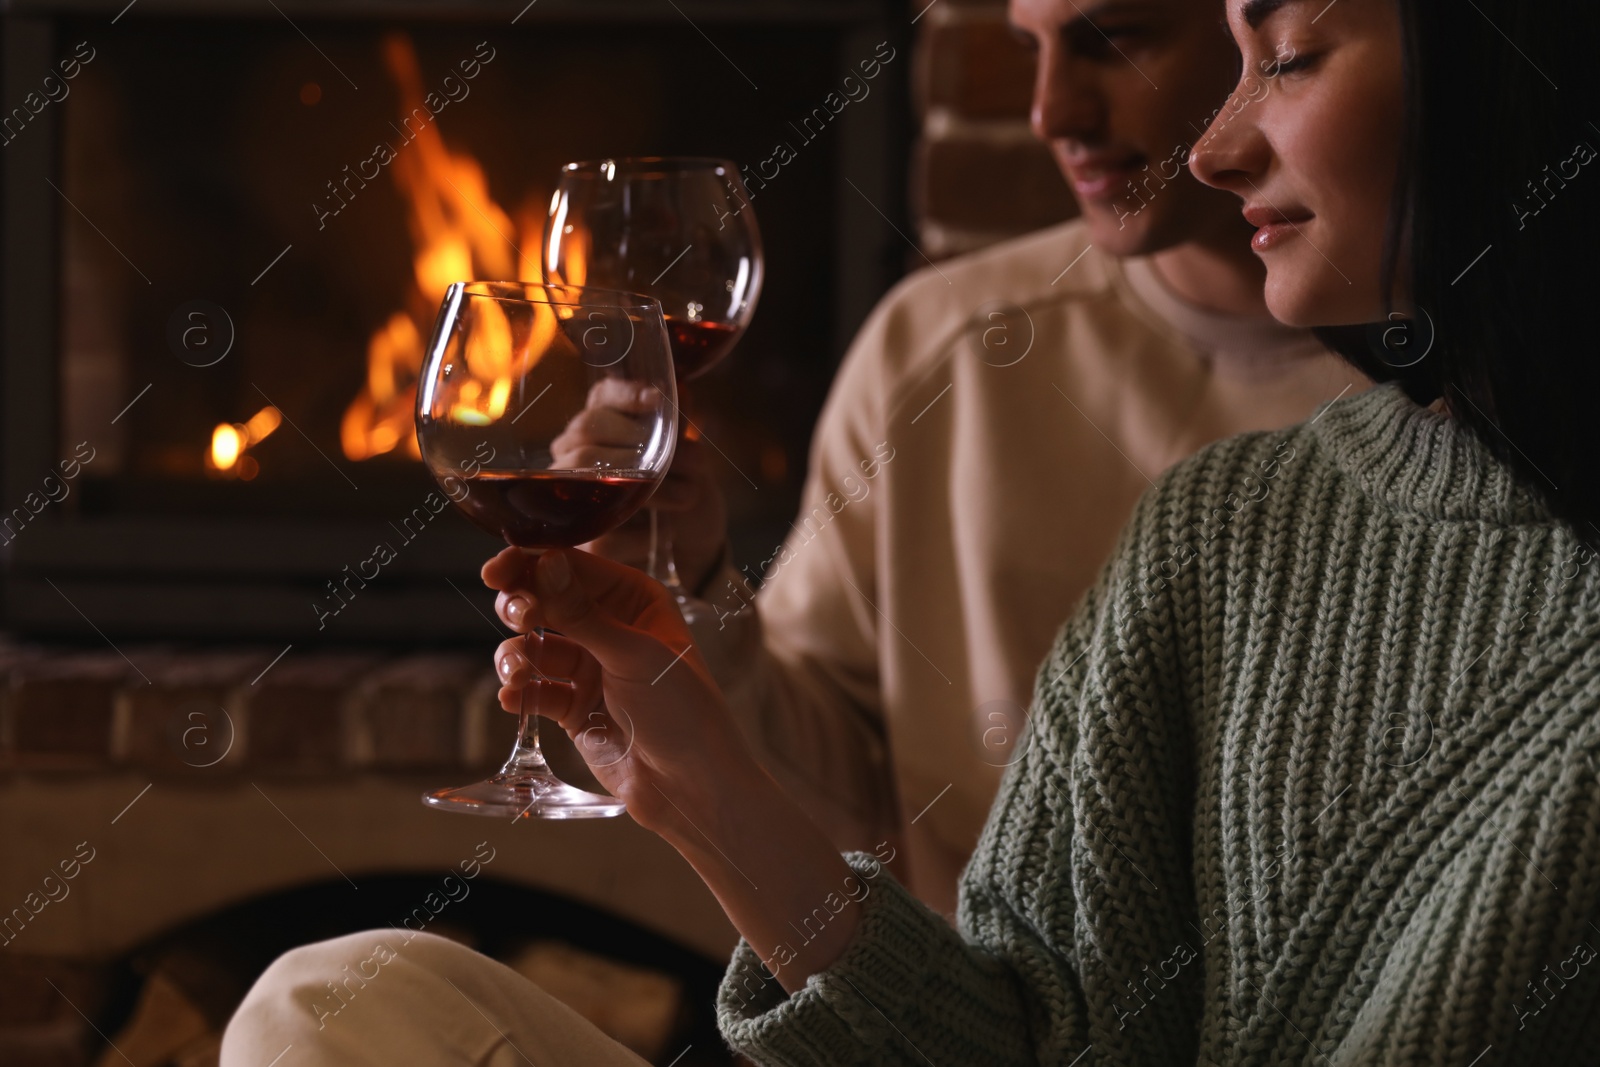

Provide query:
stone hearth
left=0, top=640, right=737, bottom=1065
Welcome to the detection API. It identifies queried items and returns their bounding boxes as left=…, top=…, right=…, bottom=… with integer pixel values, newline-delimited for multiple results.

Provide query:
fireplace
left=1, top=0, right=913, bottom=643
left=0, top=2, right=914, bottom=1063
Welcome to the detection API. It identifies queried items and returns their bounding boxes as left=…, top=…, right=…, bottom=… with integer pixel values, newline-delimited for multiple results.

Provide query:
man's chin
left=1077, top=203, right=1167, bottom=259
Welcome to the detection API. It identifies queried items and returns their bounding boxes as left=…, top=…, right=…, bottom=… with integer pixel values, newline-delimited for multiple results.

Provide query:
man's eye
left=1010, top=27, right=1041, bottom=52
left=1095, top=24, right=1144, bottom=41
left=1066, top=23, right=1148, bottom=60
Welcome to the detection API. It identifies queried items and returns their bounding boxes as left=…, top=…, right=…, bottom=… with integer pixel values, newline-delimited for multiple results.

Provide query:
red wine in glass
left=545, top=158, right=762, bottom=616
left=451, top=470, right=661, bottom=549
left=416, top=281, right=677, bottom=819
left=664, top=318, right=741, bottom=382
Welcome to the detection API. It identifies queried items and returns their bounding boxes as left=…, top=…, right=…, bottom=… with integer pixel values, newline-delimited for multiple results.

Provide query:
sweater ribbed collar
left=1311, top=381, right=1553, bottom=526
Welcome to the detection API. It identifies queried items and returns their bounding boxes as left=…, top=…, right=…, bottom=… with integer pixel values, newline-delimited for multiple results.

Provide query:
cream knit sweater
left=717, top=381, right=1600, bottom=1064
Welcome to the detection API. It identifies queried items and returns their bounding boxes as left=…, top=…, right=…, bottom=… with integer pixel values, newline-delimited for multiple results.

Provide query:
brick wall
left=0, top=645, right=510, bottom=776
left=911, top=0, right=1078, bottom=260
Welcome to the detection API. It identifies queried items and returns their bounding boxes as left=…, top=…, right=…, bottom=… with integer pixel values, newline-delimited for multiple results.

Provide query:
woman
left=223, top=0, right=1600, bottom=1061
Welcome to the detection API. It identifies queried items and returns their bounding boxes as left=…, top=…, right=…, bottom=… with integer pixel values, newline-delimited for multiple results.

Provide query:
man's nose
left=1030, top=46, right=1102, bottom=142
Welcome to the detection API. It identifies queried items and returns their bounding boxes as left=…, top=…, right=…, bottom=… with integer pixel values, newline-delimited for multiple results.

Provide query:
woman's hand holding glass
left=483, top=547, right=753, bottom=836
left=482, top=546, right=869, bottom=996
left=415, top=281, right=682, bottom=819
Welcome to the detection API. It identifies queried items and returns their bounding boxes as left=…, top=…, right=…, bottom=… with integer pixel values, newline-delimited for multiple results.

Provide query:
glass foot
left=422, top=770, right=627, bottom=820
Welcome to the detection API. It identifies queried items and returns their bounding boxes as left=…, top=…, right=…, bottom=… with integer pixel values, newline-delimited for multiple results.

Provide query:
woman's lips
left=1242, top=204, right=1314, bottom=251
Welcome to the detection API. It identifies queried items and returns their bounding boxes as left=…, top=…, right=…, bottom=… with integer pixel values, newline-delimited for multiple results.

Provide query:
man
left=608, top=0, right=1368, bottom=917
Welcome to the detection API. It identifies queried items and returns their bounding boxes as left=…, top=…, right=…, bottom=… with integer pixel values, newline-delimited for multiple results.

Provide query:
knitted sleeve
left=714, top=478, right=1203, bottom=1064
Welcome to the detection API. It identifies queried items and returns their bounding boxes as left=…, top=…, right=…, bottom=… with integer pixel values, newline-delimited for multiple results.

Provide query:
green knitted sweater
left=715, top=381, right=1600, bottom=1065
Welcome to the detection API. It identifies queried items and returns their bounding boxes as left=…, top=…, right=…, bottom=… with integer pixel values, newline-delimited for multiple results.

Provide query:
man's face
left=1010, top=0, right=1255, bottom=257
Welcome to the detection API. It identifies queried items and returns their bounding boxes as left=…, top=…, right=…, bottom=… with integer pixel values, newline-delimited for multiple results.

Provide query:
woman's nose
left=1188, top=88, right=1265, bottom=193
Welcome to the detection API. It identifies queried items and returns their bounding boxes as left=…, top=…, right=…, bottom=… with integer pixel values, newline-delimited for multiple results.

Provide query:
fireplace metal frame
left=0, top=0, right=912, bottom=640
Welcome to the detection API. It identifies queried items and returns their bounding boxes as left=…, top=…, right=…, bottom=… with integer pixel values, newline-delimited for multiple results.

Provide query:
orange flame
left=208, top=406, right=281, bottom=479
left=341, top=33, right=546, bottom=461
left=211, top=424, right=242, bottom=469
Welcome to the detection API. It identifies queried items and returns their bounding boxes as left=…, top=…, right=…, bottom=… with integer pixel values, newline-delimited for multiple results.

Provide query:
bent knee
left=228, top=931, right=425, bottom=1043
left=246, top=930, right=491, bottom=1011
left=225, top=930, right=472, bottom=1065
left=252, top=930, right=408, bottom=996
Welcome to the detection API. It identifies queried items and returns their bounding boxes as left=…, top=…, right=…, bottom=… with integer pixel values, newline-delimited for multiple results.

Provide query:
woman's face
left=1188, top=0, right=1405, bottom=326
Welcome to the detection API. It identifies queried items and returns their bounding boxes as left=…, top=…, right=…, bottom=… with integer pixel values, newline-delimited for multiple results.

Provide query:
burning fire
left=208, top=406, right=282, bottom=479
left=340, top=33, right=547, bottom=461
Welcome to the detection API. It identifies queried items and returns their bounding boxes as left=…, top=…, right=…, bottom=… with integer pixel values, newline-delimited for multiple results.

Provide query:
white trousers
left=219, top=930, right=650, bottom=1067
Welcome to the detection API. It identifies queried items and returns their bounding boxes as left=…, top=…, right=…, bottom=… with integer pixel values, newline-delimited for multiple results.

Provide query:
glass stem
left=649, top=382, right=693, bottom=598
left=500, top=630, right=552, bottom=776
left=648, top=507, right=686, bottom=593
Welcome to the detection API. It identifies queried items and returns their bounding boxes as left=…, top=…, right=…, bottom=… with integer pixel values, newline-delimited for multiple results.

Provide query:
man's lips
left=1242, top=202, right=1314, bottom=251
left=1063, top=154, right=1146, bottom=200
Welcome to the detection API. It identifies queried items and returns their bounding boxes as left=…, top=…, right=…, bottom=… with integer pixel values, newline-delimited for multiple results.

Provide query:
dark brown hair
left=1314, top=0, right=1600, bottom=543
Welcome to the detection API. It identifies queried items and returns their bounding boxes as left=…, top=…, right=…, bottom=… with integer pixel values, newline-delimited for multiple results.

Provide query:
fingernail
left=543, top=551, right=572, bottom=593
left=505, top=597, right=528, bottom=626
left=496, top=652, right=516, bottom=683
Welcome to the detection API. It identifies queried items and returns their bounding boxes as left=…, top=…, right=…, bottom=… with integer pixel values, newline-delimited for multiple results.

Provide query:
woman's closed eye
left=1267, top=48, right=1319, bottom=76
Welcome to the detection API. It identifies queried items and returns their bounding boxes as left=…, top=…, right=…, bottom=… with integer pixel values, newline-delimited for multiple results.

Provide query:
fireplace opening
left=73, top=875, right=736, bottom=1066
left=2, top=4, right=912, bottom=641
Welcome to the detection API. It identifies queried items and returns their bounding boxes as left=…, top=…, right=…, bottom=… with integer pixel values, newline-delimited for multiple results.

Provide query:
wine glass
left=416, top=280, right=677, bottom=818
left=544, top=157, right=762, bottom=621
